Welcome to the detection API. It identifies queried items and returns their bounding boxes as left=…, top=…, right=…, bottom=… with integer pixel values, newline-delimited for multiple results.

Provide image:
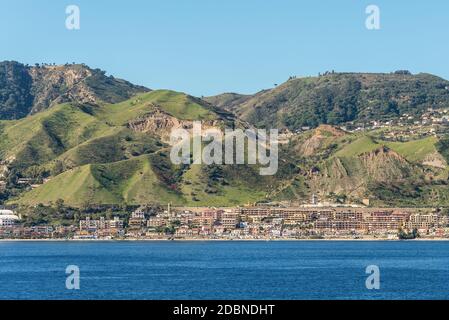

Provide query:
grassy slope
left=180, top=165, right=267, bottom=206
left=280, top=126, right=449, bottom=206
left=335, top=133, right=439, bottom=163
left=0, top=103, right=113, bottom=167
left=14, top=155, right=184, bottom=206
left=9, top=90, right=249, bottom=206
left=0, top=90, right=214, bottom=167
left=51, top=128, right=161, bottom=170
left=385, top=136, right=438, bottom=162
left=14, top=165, right=119, bottom=206
left=6, top=88, right=449, bottom=207
left=335, top=135, right=380, bottom=158
left=96, top=90, right=218, bottom=126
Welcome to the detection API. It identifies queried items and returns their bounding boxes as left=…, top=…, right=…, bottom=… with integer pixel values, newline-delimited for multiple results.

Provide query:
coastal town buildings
left=76, top=216, right=125, bottom=239
left=0, top=209, right=19, bottom=227
left=2, top=205, right=449, bottom=240
left=135, top=206, right=449, bottom=240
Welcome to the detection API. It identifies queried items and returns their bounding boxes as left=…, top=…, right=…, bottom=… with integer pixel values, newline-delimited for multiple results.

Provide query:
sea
left=1, top=240, right=449, bottom=300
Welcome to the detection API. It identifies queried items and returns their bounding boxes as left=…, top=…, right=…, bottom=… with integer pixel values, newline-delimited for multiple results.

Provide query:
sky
left=1, top=0, right=449, bottom=96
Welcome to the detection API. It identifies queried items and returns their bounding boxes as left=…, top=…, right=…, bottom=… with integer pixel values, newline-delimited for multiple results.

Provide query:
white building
left=0, top=210, right=20, bottom=227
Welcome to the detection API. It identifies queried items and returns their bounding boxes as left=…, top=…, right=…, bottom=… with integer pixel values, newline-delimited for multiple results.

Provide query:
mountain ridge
left=206, top=71, right=449, bottom=130
left=0, top=61, right=149, bottom=120
left=1, top=63, right=449, bottom=207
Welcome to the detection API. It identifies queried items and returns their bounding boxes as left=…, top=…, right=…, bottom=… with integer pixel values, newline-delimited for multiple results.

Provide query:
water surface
left=1, top=240, right=448, bottom=299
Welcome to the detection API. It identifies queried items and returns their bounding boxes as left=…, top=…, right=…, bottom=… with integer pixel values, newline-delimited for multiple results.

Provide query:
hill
left=206, top=72, right=449, bottom=130
left=11, top=120, right=449, bottom=207
left=0, top=61, right=148, bottom=120
left=1, top=64, right=449, bottom=208
left=275, top=125, right=449, bottom=206
left=2, top=88, right=294, bottom=207
left=16, top=155, right=183, bottom=206
left=0, top=89, right=232, bottom=169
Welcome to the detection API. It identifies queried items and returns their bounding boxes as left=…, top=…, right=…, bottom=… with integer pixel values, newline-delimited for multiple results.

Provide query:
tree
left=55, top=199, right=65, bottom=213
left=51, top=161, right=65, bottom=176
left=106, top=208, right=113, bottom=220
left=6, top=168, right=19, bottom=187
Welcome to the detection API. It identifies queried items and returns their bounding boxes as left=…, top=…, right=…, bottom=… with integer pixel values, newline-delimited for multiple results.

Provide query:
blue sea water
left=1, top=240, right=449, bottom=300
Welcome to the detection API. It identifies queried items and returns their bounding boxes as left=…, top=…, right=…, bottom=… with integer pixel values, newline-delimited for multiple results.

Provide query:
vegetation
left=0, top=61, right=33, bottom=119
left=16, top=201, right=137, bottom=227
left=398, top=228, right=419, bottom=240
left=2, top=63, right=449, bottom=208
left=0, top=61, right=148, bottom=120
left=207, top=72, right=449, bottom=129
left=1, top=87, right=292, bottom=207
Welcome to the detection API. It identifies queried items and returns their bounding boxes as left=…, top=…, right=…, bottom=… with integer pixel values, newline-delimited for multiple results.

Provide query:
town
left=1, top=198, right=449, bottom=240
left=280, top=107, right=449, bottom=138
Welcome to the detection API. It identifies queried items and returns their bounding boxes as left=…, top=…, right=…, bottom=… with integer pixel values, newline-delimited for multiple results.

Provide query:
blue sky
left=1, top=0, right=448, bottom=96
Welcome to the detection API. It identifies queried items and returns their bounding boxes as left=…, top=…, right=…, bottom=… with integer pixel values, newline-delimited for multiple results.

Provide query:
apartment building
left=407, top=214, right=439, bottom=230
left=221, top=211, right=239, bottom=230
left=364, top=210, right=410, bottom=231
left=79, top=216, right=124, bottom=232
left=0, top=209, right=19, bottom=227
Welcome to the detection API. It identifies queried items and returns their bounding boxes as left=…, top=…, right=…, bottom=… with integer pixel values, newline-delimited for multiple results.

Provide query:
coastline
left=2, top=238, right=449, bottom=242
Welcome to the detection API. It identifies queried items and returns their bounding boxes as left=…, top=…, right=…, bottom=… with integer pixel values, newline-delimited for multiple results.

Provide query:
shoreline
left=2, top=238, right=449, bottom=242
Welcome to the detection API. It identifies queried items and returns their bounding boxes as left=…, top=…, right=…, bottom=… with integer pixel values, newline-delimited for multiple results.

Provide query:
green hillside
left=13, top=153, right=288, bottom=207
left=335, top=135, right=379, bottom=158
left=14, top=155, right=183, bottom=206
left=2, top=65, right=449, bottom=208
left=0, top=90, right=221, bottom=168
left=11, top=119, right=448, bottom=208
left=275, top=125, right=449, bottom=206
left=96, top=90, right=221, bottom=126
left=0, top=103, right=113, bottom=168
left=4, top=89, right=291, bottom=207
left=207, top=72, right=449, bottom=130
left=385, top=136, right=439, bottom=163
left=52, top=128, right=162, bottom=170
